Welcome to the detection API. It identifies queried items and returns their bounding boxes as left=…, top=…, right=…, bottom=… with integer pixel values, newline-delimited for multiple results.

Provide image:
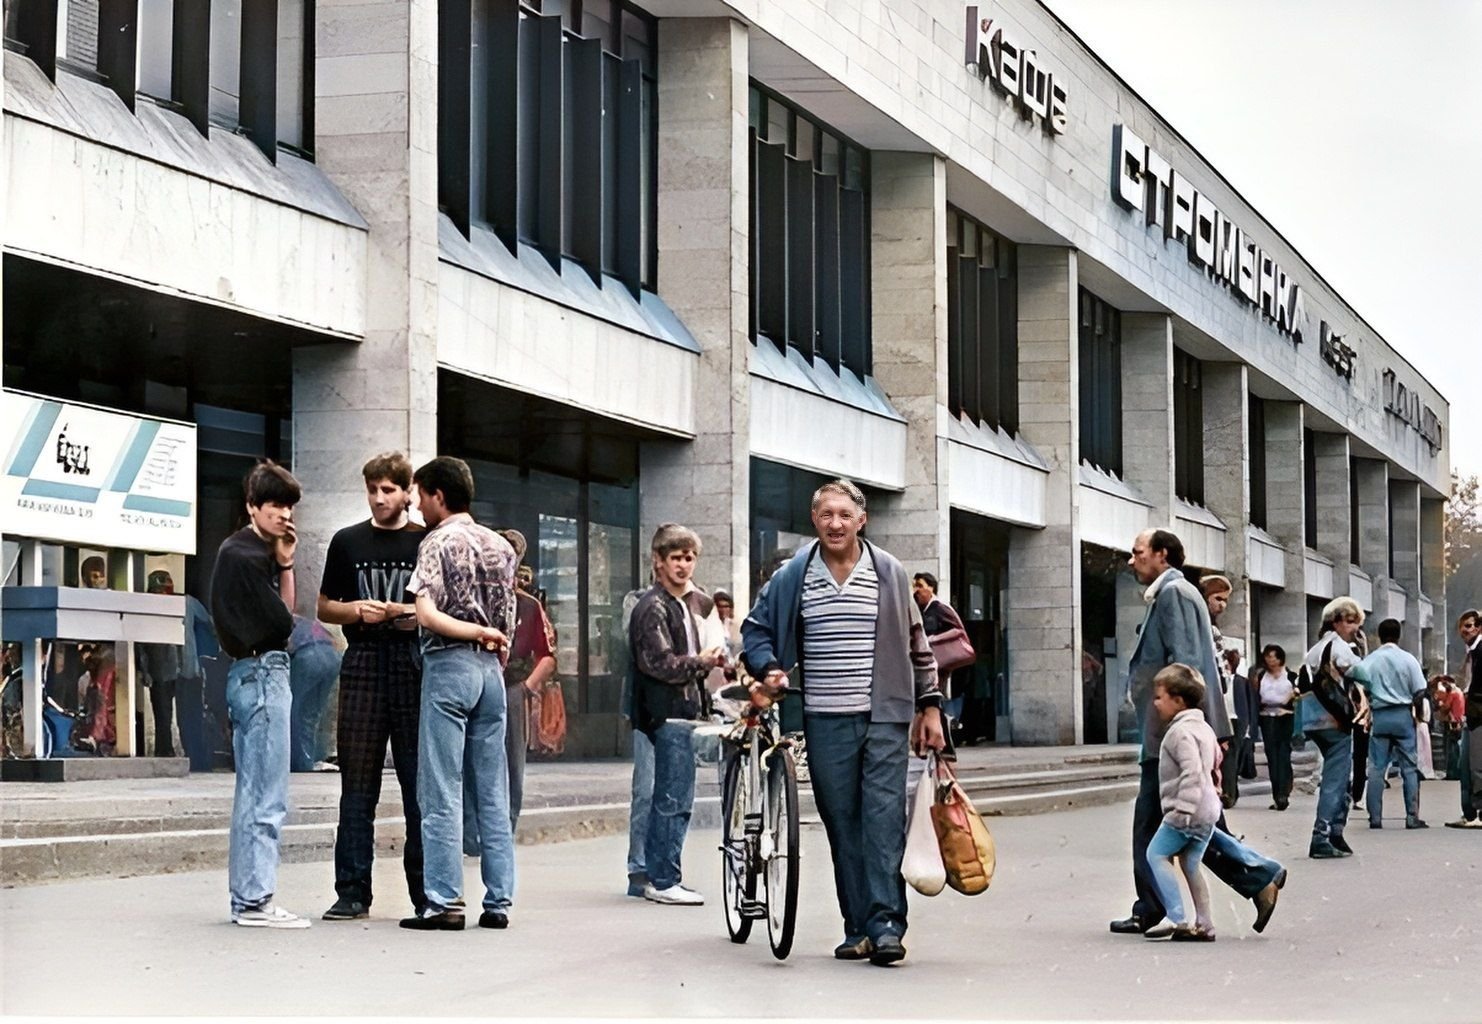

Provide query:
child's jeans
left=1146, top=821, right=1214, bottom=928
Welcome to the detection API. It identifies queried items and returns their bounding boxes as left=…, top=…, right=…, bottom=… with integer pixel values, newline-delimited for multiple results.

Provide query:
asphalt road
left=2, top=779, right=1478, bottom=1021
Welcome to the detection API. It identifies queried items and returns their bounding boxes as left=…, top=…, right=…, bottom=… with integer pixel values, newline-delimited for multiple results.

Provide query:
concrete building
left=3, top=0, right=1449, bottom=757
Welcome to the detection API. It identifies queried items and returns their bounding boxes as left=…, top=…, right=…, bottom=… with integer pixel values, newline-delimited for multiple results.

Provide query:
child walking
left=1146, top=663, right=1223, bottom=942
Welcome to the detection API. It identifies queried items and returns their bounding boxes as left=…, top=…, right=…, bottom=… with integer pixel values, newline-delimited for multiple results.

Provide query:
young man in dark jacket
left=1446, top=608, right=1482, bottom=828
left=742, top=479, right=944, bottom=966
left=628, top=523, right=725, bottom=906
left=210, top=460, right=308, bottom=928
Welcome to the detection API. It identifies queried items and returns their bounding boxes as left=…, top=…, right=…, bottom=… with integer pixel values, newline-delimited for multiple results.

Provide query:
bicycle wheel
left=764, top=746, right=800, bottom=960
left=720, top=749, right=754, bottom=943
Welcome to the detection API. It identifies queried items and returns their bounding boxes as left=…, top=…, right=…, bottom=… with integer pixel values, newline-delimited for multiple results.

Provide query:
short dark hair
left=245, top=460, right=301, bottom=507
left=80, top=555, right=106, bottom=577
left=1459, top=609, right=1481, bottom=629
left=713, top=590, right=733, bottom=605
left=362, top=451, right=413, bottom=489
left=1260, top=643, right=1286, bottom=666
left=413, top=456, right=475, bottom=513
left=1148, top=529, right=1185, bottom=569
left=1153, top=663, right=1206, bottom=709
left=913, top=572, right=938, bottom=591
left=1377, top=618, right=1402, bottom=645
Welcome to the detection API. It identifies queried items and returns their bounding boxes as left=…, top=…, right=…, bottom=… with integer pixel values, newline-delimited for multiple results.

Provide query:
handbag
left=930, top=759, right=996, bottom=896
left=527, top=679, right=568, bottom=756
left=1298, top=639, right=1360, bottom=733
left=929, top=627, right=977, bottom=674
left=902, top=754, right=946, bottom=896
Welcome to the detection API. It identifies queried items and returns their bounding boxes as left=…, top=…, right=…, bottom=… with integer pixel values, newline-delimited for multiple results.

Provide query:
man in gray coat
left=1111, top=529, right=1286, bottom=936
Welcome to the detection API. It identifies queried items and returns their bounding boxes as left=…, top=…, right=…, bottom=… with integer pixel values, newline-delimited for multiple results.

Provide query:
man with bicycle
left=741, top=479, right=945, bottom=966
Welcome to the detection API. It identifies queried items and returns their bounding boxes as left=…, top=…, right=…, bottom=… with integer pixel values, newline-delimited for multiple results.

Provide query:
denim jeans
left=462, top=682, right=530, bottom=855
left=804, top=713, right=910, bottom=944
left=644, top=722, right=696, bottom=890
left=1367, top=705, right=1420, bottom=821
left=226, top=651, right=292, bottom=914
left=290, top=642, right=342, bottom=772
left=176, top=675, right=209, bottom=772
left=1308, top=727, right=1353, bottom=842
left=1146, top=821, right=1212, bottom=926
left=418, top=647, right=514, bottom=914
left=627, top=726, right=655, bottom=885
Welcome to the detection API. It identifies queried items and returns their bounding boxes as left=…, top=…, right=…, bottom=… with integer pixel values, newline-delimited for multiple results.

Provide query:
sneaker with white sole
left=233, top=904, right=312, bottom=929
left=643, top=883, right=705, bottom=906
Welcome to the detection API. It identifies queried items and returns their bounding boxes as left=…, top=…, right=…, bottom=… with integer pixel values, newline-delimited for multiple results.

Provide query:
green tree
left=1447, top=471, right=1481, bottom=579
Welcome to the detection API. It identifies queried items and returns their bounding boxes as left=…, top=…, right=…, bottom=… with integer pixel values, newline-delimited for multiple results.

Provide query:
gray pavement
left=3, top=776, right=1479, bottom=1020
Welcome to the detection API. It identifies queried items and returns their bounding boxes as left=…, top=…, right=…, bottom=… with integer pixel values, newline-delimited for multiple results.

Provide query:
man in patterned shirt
left=741, top=479, right=945, bottom=966
left=399, top=457, right=518, bottom=932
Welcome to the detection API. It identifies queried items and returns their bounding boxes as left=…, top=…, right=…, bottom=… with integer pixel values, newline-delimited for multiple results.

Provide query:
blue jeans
left=644, top=722, right=696, bottom=890
left=226, top=651, right=291, bottom=914
left=1367, top=705, right=1420, bottom=821
left=1308, top=727, right=1353, bottom=843
left=804, top=713, right=910, bottom=944
left=1146, top=821, right=1212, bottom=926
left=627, top=726, right=655, bottom=886
left=290, top=642, right=342, bottom=772
left=418, top=647, right=514, bottom=914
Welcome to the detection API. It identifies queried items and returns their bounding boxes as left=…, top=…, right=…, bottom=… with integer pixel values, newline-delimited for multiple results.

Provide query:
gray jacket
left=1129, top=568, right=1231, bottom=761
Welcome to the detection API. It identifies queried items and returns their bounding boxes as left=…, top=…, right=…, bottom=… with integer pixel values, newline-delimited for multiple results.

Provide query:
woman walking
left=1255, top=644, right=1297, bottom=811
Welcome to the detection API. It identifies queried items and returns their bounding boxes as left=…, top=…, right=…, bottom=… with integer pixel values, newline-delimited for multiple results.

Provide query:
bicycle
left=708, top=678, right=800, bottom=960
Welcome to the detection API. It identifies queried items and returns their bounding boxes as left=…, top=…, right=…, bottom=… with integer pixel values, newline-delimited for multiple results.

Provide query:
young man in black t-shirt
left=316, top=452, right=427, bottom=920
left=210, top=460, right=308, bottom=928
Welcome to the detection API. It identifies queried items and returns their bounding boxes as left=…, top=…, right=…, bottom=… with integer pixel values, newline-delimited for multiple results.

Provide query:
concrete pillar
left=1118, top=314, right=1174, bottom=524
left=640, top=18, right=751, bottom=601
left=1421, top=497, right=1447, bottom=672
left=1260, top=401, right=1307, bottom=656
left=291, top=1, right=441, bottom=613
left=867, top=151, right=950, bottom=588
left=1005, top=246, right=1081, bottom=745
left=1201, top=363, right=1250, bottom=650
left=1354, top=458, right=1393, bottom=623
left=1312, top=433, right=1352, bottom=572
left=1390, top=479, right=1422, bottom=657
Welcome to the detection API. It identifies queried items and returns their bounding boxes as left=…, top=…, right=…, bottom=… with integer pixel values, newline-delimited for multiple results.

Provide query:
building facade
left=3, top=0, right=1450, bottom=756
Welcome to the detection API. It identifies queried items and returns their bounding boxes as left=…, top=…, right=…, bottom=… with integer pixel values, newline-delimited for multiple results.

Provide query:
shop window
left=749, top=458, right=835, bottom=600
left=208, top=0, right=314, bottom=156
left=1249, top=395, right=1267, bottom=530
left=748, top=84, right=871, bottom=380
left=451, top=0, right=658, bottom=294
left=947, top=207, right=1018, bottom=435
left=1303, top=427, right=1318, bottom=548
left=1077, top=288, right=1122, bottom=477
left=1172, top=347, right=1204, bottom=504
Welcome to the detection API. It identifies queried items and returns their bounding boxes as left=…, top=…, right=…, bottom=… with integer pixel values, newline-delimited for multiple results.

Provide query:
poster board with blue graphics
left=2, top=390, right=197, bottom=555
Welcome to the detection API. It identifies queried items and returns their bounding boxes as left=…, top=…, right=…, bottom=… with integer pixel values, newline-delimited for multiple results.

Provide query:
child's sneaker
left=233, top=904, right=311, bottom=929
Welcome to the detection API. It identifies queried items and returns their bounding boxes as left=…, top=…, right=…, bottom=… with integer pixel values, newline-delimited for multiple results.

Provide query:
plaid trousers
left=333, top=640, right=424, bottom=909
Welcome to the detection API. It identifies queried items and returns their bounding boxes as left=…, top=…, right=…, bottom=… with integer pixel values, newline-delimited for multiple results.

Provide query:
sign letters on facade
left=965, top=6, right=1068, bottom=135
left=1382, top=369, right=1443, bottom=454
left=1110, top=124, right=1306, bottom=344
left=1319, top=321, right=1356, bottom=382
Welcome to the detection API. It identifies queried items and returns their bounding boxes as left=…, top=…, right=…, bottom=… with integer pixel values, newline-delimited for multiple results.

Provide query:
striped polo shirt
left=800, top=545, right=879, bottom=714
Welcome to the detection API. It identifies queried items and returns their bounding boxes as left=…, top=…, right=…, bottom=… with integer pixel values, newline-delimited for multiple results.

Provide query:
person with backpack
left=1299, top=596, right=1373, bottom=859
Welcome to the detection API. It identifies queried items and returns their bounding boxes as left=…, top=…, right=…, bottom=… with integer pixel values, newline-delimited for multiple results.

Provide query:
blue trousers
left=626, top=725, right=655, bottom=886
left=644, top=722, right=696, bottom=890
left=1367, top=705, right=1419, bottom=822
left=1308, top=727, right=1353, bottom=842
left=226, top=652, right=291, bottom=915
left=804, top=713, right=910, bottom=944
left=289, top=642, right=342, bottom=772
left=1146, top=822, right=1212, bottom=927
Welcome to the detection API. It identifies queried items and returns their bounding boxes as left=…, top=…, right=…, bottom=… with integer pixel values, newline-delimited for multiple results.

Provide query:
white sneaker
left=233, top=904, right=312, bottom=928
left=643, top=883, right=705, bottom=906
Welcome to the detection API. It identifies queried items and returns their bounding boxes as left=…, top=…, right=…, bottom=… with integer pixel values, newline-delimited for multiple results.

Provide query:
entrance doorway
left=949, top=510, right=1010, bottom=744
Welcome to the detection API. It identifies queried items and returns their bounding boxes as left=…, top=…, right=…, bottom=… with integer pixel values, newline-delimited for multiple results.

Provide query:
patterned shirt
left=407, top=513, right=516, bottom=653
left=800, top=545, right=879, bottom=714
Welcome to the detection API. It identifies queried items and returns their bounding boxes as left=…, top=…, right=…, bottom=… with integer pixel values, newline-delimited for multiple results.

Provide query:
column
left=1118, top=313, right=1174, bottom=524
left=640, top=18, right=751, bottom=601
left=1005, top=246, right=1081, bottom=745
left=866, top=151, right=950, bottom=587
left=1354, top=457, right=1391, bottom=621
left=1201, top=363, right=1250, bottom=649
left=1312, top=433, right=1352, bottom=571
left=292, top=1, right=441, bottom=613
left=1260, top=401, right=1307, bottom=656
left=1390, top=479, right=1422, bottom=656
left=1421, top=497, right=1447, bottom=672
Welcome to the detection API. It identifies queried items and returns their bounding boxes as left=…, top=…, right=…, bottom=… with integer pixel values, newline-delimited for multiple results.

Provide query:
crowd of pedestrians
left=199, top=453, right=1479, bottom=958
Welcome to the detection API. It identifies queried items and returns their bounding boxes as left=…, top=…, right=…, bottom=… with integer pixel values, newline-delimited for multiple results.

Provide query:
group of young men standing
left=211, top=453, right=535, bottom=931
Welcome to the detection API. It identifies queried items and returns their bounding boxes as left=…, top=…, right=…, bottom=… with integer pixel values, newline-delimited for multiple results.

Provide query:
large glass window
left=1303, top=427, right=1318, bottom=548
left=1077, top=288, right=1122, bottom=477
left=455, top=0, right=657, bottom=292
left=1172, top=347, right=1204, bottom=504
left=748, top=84, right=871, bottom=379
left=947, top=207, right=1018, bottom=434
left=1249, top=395, right=1267, bottom=530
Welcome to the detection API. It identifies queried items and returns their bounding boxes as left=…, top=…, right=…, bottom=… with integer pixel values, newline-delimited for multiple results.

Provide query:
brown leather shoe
left=833, top=937, right=873, bottom=961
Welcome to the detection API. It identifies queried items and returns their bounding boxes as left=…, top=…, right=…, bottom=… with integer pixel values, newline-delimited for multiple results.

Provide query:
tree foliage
left=1446, top=471, right=1481, bottom=580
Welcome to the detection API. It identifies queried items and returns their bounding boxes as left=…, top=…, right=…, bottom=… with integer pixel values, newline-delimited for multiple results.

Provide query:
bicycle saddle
left=719, top=684, right=753, bottom=702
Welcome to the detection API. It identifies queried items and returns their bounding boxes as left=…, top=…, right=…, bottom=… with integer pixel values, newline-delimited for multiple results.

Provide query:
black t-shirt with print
left=319, top=519, right=425, bottom=644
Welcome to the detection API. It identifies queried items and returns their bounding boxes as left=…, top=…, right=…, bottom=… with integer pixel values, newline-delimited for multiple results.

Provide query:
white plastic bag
left=902, top=753, right=946, bottom=896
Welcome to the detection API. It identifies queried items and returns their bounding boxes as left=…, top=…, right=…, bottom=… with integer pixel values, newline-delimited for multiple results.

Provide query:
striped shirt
left=800, top=545, right=879, bottom=714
